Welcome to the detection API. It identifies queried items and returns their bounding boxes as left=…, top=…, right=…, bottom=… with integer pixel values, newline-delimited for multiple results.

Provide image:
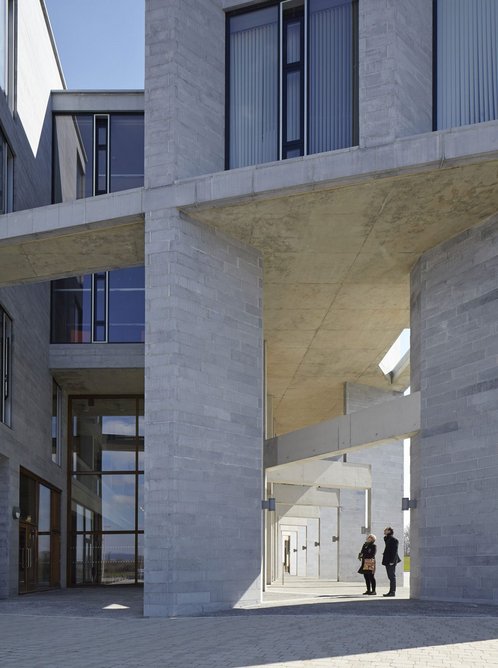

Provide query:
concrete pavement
left=1, top=580, right=498, bottom=667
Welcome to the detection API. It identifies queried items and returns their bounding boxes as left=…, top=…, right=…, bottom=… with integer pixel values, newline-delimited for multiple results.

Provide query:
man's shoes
left=368, top=591, right=376, bottom=595
left=362, top=591, right=370, bottom=595
left=383, top=592, right=395, bottom=597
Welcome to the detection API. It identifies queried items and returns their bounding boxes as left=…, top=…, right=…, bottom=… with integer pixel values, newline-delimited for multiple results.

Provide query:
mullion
left=282, top=8, right=304, bottom=158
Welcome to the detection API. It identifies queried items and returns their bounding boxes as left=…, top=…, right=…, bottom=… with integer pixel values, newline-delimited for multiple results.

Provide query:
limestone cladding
left=411, top=216, right=498, bottom=603
left=144, top=208, right=263, bottom=616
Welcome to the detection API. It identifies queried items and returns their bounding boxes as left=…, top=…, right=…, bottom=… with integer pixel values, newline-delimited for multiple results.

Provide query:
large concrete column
left=411, top=216, right=498, bottom=603
left=145, top=0, right=225, bottom=186
left=359, top=0, right=432, bottom=147
left=144, top=208, right=263, bottom=616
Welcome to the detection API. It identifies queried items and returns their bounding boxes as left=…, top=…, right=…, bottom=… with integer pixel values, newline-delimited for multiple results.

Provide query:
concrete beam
left=265, top=392, right=420, bottom=468
left=273, top=484, right=339, bottom=508
left=267, top=461, right=371, bottom=490
left=277, top=504, right=320, bottom=519
left=0, top=188, right=144, bottom=286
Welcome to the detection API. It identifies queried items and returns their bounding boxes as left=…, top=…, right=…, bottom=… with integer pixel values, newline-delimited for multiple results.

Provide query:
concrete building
left=0, top=0, right=498, bottom=615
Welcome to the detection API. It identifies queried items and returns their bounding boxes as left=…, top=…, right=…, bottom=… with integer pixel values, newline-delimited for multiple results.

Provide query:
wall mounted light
left=12, top=506, right=20, bottom=520
left=261, top=498, right=276, bottom=511
left=402, top=497, right=417, bottom=510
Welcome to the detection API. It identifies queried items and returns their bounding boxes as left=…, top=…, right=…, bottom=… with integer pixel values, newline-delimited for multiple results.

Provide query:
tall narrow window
left=282, top=4, right=305, bottom=158
left=436, top=0, right=498, bottom=129
left=309, top=0, right=355, bottom=153
left=228, top=6, right=279, bottom=168
left=94, top=115, right=109, bottom=196
left=0, top=304, right=12, bottom=427
left=92, top=272, right=107, bottom=342
left=0, top=131, right=13, bottom=214
left=52, top=381, right=62, bottom=466
left=0, top=0, right=14, bottom=106
left=227, top=0, right=357, bottom=169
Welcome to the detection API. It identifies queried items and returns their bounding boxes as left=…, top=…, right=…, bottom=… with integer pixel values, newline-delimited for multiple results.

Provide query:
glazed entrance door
left=19, top=523, right=37, bottom=593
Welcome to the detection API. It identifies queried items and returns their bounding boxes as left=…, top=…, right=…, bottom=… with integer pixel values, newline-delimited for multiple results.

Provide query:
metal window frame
left=90, top=271, right=109, bottom=343
left=92, top=114, right=110, bottom=196
left=1, top=305, right=12, bottom=427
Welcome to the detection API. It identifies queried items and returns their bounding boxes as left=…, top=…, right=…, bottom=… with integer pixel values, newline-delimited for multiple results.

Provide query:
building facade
left=0, top=0, right=498, bottom=614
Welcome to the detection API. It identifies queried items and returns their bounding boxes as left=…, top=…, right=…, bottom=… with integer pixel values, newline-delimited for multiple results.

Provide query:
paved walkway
left=1, top=580, right=498, bottom=667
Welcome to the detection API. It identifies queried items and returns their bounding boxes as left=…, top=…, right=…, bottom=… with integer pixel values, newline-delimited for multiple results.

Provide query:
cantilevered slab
left=175, top=122, right=498, bottom=434
left=0, top=187, right=144, bottom=285
left=273, top=484, right=340, bottom=507
left=265, top=392, right=420, bottom=468
left=267, top=461, right=371, bottom=490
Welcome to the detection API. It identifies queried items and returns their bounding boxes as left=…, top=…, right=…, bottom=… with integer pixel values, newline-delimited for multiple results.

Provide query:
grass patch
left=404, top=556, right=410, bottom=572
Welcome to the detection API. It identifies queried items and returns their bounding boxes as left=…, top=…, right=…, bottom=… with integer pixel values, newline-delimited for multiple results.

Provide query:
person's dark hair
left=384, top=526, right=394, bottom=535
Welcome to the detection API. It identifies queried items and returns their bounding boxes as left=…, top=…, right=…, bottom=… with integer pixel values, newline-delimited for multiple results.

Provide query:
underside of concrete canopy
left=0, top=187, right=144, bottom=285
left=178, top=122, right=498, bottom=434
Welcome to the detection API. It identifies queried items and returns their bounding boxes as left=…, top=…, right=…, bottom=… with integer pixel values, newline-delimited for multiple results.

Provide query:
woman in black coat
left=358, top=534, right=377, bottom=595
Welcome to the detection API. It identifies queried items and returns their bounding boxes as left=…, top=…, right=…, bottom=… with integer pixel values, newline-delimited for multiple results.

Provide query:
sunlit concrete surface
left=1, top=583, right=498, bottom=667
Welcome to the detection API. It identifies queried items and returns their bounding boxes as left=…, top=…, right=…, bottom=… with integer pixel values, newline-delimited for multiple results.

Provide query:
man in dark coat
left=382, top=526, right=400, bottom=597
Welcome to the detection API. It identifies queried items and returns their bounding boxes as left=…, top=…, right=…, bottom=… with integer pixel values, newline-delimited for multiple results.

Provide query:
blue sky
left=44, top=0, right=145, bottom=89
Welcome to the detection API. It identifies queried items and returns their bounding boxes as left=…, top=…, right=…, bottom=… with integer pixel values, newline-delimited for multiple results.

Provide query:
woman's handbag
left=362, top=558, right=375, bottom=572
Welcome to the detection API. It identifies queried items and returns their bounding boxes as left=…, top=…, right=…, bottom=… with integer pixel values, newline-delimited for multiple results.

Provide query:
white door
left=281, top=529, right=298, bottom=575
left=306, top=518, right=320, bottom=578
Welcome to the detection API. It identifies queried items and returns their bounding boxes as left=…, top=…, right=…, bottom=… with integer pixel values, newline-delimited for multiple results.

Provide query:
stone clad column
left=144, top=208, right=263, bottom=616
left=411, top=217, right=498, bottom=603
left=359, top=0, right=432, bottom=147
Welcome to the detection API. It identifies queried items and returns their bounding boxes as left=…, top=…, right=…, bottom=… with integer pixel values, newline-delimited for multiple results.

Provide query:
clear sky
left=44, top=0, right=145, bottom=90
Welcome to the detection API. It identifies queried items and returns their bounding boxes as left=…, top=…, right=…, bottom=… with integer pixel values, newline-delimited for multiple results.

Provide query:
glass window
left=227, top=0, right=357, bottom=168
left=38, top=485, right=51, bottom=532
left=51, top=268, right=144, bottom=344
left=51, top=275, right=92, bottom=343
left=19, top=474, right=37, bottom=524
left=110, top=115, right=145, bottom=192
left=52, top=381, right=63, bottom=466
left=108, top=267, right=145, bottom=343
left=72, top=474, right=136, bottom=532
left=53, top=113, right=144, bottom=203
left=69, top=396, right=144, bottom=585
left=436, top=0, right=498, bottom=130
left=0, top=0, right=14, bottom=106
left=0, top=304, right=12, bottom=426
left=71, top=397, right=138, bottom=472
left=228, top=6, right=279, bottom=168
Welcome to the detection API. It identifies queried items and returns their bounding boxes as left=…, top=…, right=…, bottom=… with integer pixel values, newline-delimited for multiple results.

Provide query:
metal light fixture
left=12, top=506, right=20, bottom=520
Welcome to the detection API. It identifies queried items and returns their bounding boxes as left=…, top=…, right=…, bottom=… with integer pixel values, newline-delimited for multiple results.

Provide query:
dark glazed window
left=108, top=267, right=145, bottom=342
left=227, top=0, right=357, bottom=168
left=110, top=115, right=145, bottom=192
left=53, top=113, right=144, bottom=203
left=435, top=0, right=498, bottom=129
left=51, top=267, right=144, bottom=344
left=0, top=304, right=12, bottom=426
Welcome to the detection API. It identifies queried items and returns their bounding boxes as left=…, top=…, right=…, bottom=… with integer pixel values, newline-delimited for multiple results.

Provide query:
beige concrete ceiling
left=52, top=369, right=144, bottom=395
left=183, top=160, right=498, bottom=435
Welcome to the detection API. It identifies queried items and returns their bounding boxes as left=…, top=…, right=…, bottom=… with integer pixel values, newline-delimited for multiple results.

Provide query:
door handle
left=293, top=548, right=297, bottom=552
left=302, top=545, right=307, bottom=550
left=314, top=541, right=320, bottom=547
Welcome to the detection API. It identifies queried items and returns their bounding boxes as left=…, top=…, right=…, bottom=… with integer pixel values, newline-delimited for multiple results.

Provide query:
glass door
left=19, top=523, right=37, bottom=593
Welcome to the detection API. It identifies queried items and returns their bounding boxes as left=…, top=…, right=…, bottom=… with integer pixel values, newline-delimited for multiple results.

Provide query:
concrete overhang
left=265, top=392, right=420, bottom=467
left=0, top=187, right=144, bottom=285
left=273, top=484, right=340, bottom=508
left=267, top=460, right=372, bottom=490
left=51, top=90, right=144, bottom=113
left=167, top=121, right=498, bottom=433
left=49, top=343, right=144, bottom=395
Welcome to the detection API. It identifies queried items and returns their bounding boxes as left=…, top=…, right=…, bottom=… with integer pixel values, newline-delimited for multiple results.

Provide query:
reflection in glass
left=110, top=115, right=145, bottom=192
left=108, top=267, right=145, bottom=342
left=38, top=485, right=51, bottom=532
left=137, top=534, right=144, bottom=583
left=73, top=534, right=137, bottom=585
left=286, top=71, right=300, bottom=142
left=286, top=21, right=300, bottom=63
left=51, top=275, right=92, bottom=343
left=71, top=398, right=137, bottom=472
left=72, top=474, right=136, bottom=531
left=38, top=535, right=51, bottom=588
left=138, top=475, right=144, bottom=530
left=19, top=474, right=36, bottom=523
